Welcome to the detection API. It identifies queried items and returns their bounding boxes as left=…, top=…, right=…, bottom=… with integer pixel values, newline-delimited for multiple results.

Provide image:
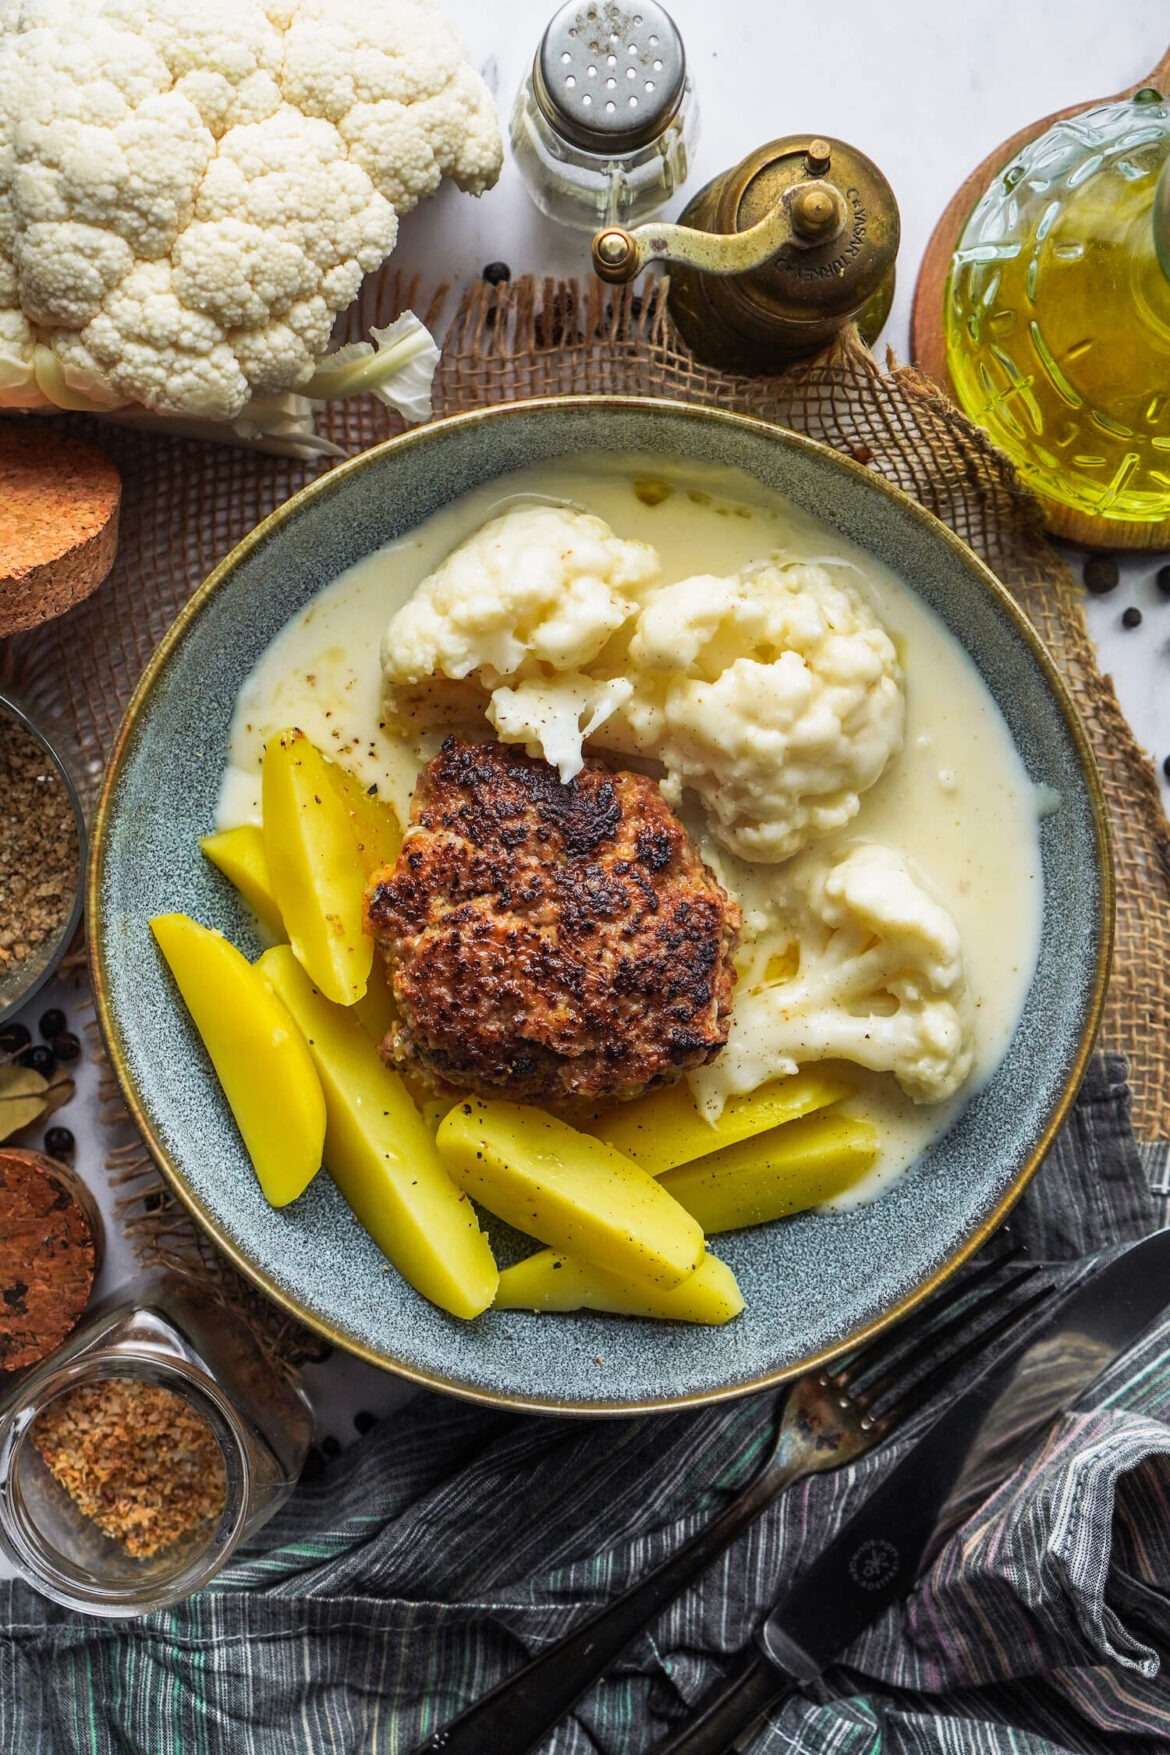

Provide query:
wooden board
left=911, top=44, right=1170, bottom=551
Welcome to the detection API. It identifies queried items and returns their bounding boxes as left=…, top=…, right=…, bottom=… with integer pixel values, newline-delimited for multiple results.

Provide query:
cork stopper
left=0, top=424, right=121, bottom=637
left=0, top=1148, right=104, bottom=1377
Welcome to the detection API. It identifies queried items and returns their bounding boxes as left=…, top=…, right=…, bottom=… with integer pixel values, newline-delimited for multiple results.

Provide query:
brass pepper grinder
left=592, top=135, right=900, bottom=372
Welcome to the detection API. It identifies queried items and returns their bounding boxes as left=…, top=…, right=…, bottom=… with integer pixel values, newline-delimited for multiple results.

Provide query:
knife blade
left=649, top=1228, right=1170, bottom=1755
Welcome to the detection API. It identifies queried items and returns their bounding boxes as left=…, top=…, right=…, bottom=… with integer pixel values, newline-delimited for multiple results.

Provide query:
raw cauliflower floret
left=382, top=503, right=661, bottom=778
left=611, top=562, right=904, bottom=862
left=0, top=0, right=501, bottom=420
left=690, top=842, right=974, bottom=1115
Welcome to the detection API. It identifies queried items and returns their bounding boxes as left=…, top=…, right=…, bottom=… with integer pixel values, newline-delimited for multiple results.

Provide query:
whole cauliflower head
left=614, top=563, right=904, bottom=862
left=690, top=842, right=974, bottom=1115
left=0, top=0, right=501, bottom=418
left=382, top=503, right=661, bottom=777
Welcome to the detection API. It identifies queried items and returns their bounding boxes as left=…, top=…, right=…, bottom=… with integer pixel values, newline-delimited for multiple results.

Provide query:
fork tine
left=871, top=1279, right=1058, bottom=1430
left=828, top=1243, right=1024, bottom=1393
left=852, top=1261, right=1042, bottom=1407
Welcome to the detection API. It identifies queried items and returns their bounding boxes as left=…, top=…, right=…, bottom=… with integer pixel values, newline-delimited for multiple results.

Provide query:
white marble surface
left=4, top=0, right=1170, bottom=1509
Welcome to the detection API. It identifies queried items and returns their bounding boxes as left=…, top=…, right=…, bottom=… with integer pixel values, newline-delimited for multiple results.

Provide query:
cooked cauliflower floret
left=383, top=503, right=660, bottom=684
left=381, top=503, right=661, bottom=777
left=690, top=842, right=974, bottom=1115
left=381, top=516, right=903, bottom=856
left=612, top=563, right=904, bottom=862
left=487, top=674, right=635, bottom=785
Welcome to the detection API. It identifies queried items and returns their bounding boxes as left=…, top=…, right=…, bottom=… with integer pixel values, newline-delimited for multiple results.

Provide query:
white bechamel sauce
left=219, top=453, right=1044, bottom=1206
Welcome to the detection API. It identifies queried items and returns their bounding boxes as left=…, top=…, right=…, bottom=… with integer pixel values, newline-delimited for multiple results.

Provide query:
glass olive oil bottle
left=945, top=92, right=1170, bottom=525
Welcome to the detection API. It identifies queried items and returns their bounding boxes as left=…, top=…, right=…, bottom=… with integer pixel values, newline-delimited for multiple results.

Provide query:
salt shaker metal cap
left=533, top=0, right=687, bottom=154
left=512, top=0, right=697, bottom=231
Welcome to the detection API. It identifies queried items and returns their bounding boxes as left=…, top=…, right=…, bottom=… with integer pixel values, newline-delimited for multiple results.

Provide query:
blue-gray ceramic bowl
left=90, top=398, right=1112, bottom=1415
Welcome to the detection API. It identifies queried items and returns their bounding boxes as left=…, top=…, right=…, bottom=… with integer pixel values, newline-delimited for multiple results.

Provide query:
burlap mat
left=5, top=270, right=1168, bottom=1353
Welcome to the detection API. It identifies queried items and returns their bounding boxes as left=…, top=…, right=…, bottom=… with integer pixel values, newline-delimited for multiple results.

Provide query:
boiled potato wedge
left=257, top=946, right=497, bottom=1320
left=150, top=913, right=324, bottom=1207
left=437, top=1101, right=705, bottom=1289
left=353, top=967, right=397, bottom=1047
left=328, top=763, right=403, bottom=878
left=583, top=1068, right=855, bottom=1177
left=262, top=728, right=373, bottom=1005
left=199, top=824, right=284, bottom=940
left=495, top=1249, right=743, bottom=1325
left=659, top=1112, right=878, bottom=1233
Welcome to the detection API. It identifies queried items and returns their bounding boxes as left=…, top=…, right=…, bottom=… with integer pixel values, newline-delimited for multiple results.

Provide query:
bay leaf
left=0, top=1063, right=49, bottom=1141
left=42, top=1071, right=75, bottom=1119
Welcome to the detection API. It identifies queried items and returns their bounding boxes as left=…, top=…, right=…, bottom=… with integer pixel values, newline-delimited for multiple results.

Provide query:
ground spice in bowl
left=0, top=702, right=83, bottom=1018
left=31, top=1378, right=228, bottom=1558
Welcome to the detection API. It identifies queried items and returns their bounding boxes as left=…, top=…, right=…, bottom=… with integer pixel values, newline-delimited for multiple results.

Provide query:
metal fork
left=413, top=1246, right=1055, bottom=1755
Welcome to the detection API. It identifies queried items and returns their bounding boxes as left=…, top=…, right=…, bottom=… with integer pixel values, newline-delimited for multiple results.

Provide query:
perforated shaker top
left=534, top=1, right=687, bottom=154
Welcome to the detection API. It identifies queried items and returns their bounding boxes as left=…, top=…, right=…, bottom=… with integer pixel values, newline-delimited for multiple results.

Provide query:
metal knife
left=648, top=1227, right=1170, bottom=1755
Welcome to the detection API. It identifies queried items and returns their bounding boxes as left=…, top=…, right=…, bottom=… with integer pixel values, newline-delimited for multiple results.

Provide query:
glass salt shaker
left=511, top=0, right=699, bottom=232
left=0, top=1271, right=313, bottom=1616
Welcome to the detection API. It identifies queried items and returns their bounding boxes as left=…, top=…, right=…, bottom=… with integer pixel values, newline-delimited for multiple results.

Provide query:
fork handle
left=411, top=1455, right=801, bottom=1755
left=645, top=1646, right=793, bottom=1755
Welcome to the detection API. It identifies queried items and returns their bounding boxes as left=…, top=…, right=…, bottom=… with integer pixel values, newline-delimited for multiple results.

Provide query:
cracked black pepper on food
left=0, top=713, right=79, bottom=1000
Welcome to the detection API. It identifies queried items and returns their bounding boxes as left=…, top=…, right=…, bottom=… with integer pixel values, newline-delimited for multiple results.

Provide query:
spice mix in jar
left=0, top=697, right=84, bottom=1019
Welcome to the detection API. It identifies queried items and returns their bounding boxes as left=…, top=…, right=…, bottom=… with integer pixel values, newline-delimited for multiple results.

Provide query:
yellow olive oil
left=945, top=93, right=1170, bottom=524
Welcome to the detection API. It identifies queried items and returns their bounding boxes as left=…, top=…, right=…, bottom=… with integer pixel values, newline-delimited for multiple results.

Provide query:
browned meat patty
left=364, top=737, right=741, bottom=1104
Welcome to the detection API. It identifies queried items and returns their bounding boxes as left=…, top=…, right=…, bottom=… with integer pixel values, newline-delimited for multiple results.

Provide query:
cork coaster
left=0, top=1148, right=105, bottom=1376
left=0, top=424, right=121, bottom=637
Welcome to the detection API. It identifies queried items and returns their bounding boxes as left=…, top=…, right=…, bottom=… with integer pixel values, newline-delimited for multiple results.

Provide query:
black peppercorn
left=1156, top=565, right=1170, bottom=597
left=0, top=1023, right=31, bottom=1055
left=38, top=1007, right=66, bottom=1040
left=353, top=1409, right=377, bottom=1436
left=482, top=261, right=511, bottom=285
left=1122, top=606, right=1143, bottom=629
left=49, top=1031, right=81, bottom=1063
left=19, top=1044, right=54, bottom=1076
left=1163, top=753, right=1170, bottom=781
left=1083, top=556, right=1120, bottom=594
left=321, top=1434, right=341, bottom=1458
left=44, top=1126, right=75, bottom=1159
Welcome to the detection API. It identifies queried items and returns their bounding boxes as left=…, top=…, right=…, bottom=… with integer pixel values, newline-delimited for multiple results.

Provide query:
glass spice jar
left=0, top=690, right=88, bottom=1026
left=0, top=1271, right=312, bottom=1616
left=511, top=0, right=698, bottom=232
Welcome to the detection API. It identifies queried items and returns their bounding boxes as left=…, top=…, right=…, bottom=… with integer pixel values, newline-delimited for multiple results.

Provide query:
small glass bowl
left=0, top=1274, right=313, bottom=1615
left=0, top=691, right=88, bottom=1026
left=0, top=1356, right=248, bottom=1616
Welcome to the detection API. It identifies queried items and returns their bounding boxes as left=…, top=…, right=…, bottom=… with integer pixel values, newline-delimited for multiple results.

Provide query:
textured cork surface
left=0, top=1148, right=104, bottom=1375
left=0, top=424, right=121, bottom=637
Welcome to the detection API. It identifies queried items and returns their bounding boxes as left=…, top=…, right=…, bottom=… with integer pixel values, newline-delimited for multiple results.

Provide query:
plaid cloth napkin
left=2, top=1052, right=1169, bottom=1755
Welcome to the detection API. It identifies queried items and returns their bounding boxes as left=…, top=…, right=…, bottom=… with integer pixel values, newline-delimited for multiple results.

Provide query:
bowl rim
left=88, top=395, right=1115, bottom=1416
